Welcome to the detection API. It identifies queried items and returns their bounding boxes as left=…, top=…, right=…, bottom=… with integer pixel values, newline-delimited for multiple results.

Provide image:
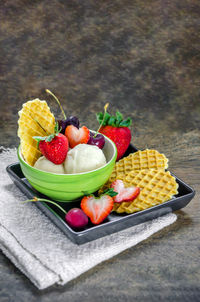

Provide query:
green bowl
left=17, top=134, right=117, bottom=202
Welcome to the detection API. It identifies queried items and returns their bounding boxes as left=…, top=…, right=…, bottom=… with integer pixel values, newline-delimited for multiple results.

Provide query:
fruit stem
left=94, top=103, right=109, bottom=138
left=46, top=89, right=67, bottom=120
left=22, top=197, right=67, bottom=215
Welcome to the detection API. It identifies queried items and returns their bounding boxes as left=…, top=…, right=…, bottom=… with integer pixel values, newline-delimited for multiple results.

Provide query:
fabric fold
left=0, top=148, right=177, bottom=290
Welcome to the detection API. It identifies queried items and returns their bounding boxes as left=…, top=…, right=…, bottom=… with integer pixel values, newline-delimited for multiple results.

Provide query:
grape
left=58, top=116, right=80, bottom=134
left=65, top=208, right=88, bottom=229
left=87, top=132, right=105, bottom=149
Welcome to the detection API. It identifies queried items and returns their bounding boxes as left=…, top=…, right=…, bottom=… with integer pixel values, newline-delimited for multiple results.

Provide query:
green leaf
left=45, top=134, right=55, bottom=142
left=97, top=109, right=132, bottom=128
left=33, top=136, right=47, bottom=142
left=119, top=117, right=132, bottom=127
left=96, top=112, right=104, bottom=124
left=33, top=132, right=56, bottom=145
left=107, top=116, right=116, bottom=126
left=116, top=111, right=123, bottom=126
left=54, top=121, right=62, bottom=135
left=54, top=122, right=59, bottom=133
left=103, top=112, right=111, bottom=126
left=103, top=188, right=118, bottom=197
left=33, top=136, right=47, bottom=148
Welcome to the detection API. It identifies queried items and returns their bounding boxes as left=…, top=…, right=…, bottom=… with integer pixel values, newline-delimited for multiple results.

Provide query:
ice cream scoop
left=64, top=144, right=106, bottom=174
left=34, top=156, right=65, bottom=174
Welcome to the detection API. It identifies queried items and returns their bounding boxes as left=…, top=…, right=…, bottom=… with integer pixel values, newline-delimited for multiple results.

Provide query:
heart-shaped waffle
left=113, top=169, right=178, bottom=214
left=99, top=149, right=169, bottom=195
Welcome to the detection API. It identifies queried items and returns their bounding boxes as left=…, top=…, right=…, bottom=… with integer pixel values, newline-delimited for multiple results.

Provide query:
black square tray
left=6, top=145, right=195, bottom=245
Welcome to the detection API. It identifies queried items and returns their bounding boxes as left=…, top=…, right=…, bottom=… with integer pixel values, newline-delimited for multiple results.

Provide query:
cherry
left=87, top=131, right=105, bottom=149
left=46, top=89, right=79, bottom=133
left=23, top=197, right=88, bottom=230
left=87, top=103, right=109, bottom=149
left=58, top=116, right=80, bottom=134
left=65, top=208, right=88, bottom=229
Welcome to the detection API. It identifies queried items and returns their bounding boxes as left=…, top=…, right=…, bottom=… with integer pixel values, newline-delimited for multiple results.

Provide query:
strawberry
left=65, top=125, right=90, bottom=148
left=33, top=123, right=69, bottom=164
left=81, top=194, right=114, bottom=225
left=111, top=179, right=140, bottom=203
left=96, top=106, right=132, bottom=161
left=99, top=126, right=131, bottom=161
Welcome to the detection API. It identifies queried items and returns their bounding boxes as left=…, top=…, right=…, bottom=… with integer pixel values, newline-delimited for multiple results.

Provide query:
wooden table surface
left=0, top=1, right=200, bottom=301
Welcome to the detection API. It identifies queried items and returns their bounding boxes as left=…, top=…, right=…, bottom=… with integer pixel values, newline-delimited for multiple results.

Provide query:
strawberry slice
left=111, top=179, right=140, bottom=203
left=65, top=125, right=90, bottom=148
left=81, top=194, right=114, bottom=225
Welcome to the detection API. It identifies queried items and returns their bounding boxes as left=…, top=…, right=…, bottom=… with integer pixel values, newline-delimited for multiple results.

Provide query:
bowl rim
left=18, top=133, right=117, bottom=177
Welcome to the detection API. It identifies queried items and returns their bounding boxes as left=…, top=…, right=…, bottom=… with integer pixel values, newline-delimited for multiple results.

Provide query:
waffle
left=18, top=99, right=55, bottom=166
left=112, top=169, right=178, bottom=213
left=99, top=149, right=169, bottom=194
left=114, top=149, right=168, bottom=175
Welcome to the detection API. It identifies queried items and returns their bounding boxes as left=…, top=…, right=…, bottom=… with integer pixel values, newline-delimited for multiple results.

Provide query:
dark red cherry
left=65, top=208, right=88, bottom=229
left=87, top=132, right=105, bottom=149
left=58, top=116, right=80, bottom=134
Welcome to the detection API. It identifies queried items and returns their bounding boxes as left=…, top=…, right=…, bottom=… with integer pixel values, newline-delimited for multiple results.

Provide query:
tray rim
left=6, top=145, right=196, bottom=242
left=6, top=166, right=195, bottom=235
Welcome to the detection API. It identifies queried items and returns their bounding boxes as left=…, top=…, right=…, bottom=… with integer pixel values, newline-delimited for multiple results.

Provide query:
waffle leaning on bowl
left=17, top=91, right=178, bottom=229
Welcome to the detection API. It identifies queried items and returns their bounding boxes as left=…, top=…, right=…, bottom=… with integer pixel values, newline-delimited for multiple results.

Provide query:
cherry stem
left=46, top=89, right=67, bottom=120
left=94, top=103, right=109, bottom=138
left=22, top=197, right=67, bottom=215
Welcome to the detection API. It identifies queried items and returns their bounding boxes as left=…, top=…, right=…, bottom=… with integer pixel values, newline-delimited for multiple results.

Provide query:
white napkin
left=0, top=147, right=177, bottom=290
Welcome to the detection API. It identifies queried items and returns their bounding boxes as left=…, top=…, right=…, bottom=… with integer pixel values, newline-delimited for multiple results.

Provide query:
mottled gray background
left=0, top=0, right=200, bottom=301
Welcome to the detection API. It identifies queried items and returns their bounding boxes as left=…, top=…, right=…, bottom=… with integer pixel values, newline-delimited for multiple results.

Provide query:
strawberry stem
left=46, top=89, right=67, bottom=120
left=94, top=103, right=109, bottom=138
left=22, top=197, right=67, bottom=215
left=33, top=122, right=61, bottom=146
left=102, top=188, right=118, bottom=197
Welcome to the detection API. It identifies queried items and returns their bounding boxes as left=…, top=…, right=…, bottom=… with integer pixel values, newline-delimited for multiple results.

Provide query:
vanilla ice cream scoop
left=64, top=144, right=106, bottom=174
left=34, top=156, right=65, bottom=174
